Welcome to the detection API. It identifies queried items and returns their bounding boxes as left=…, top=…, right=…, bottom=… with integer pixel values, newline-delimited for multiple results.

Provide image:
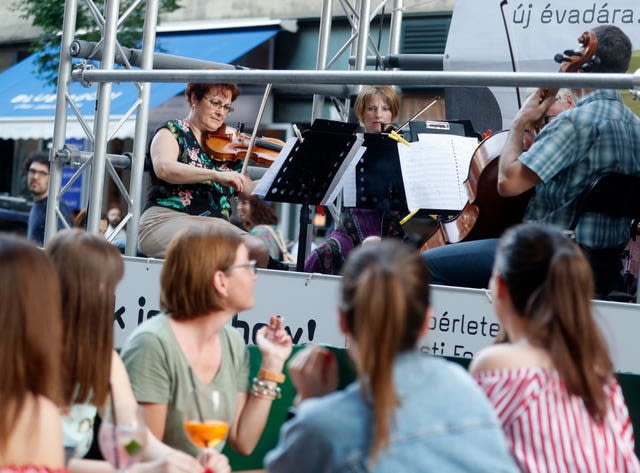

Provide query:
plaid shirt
left=520, top=89, right=640, bottom=249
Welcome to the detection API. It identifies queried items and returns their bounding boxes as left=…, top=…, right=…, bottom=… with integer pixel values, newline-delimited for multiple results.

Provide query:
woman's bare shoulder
left=469, top=342, right=551, bottom=374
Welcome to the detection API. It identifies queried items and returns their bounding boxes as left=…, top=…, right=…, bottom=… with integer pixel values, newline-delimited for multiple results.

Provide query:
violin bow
left=241, top=83, right=273, bottom=175
left=499, top=0, right=522, bottom=109
left=384, top=97, right=439, bottom=134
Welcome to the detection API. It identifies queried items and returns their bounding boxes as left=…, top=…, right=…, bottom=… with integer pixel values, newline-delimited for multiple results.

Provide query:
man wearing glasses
left=24, top=151, right=73, bottom=246
left=138, top=81, right=279, bottom=269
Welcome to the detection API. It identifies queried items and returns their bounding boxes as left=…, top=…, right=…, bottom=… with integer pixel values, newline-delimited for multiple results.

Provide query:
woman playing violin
left=139, top=81, right=270, bottom=267
left=304, top=85, right=405, bottom=275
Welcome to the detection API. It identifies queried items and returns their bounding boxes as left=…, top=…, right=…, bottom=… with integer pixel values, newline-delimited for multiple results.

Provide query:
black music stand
left=354, top=133, right=408, bottom=213
left=256, top=119, right=362, bottom=271
left=408, top=119, right=480, bottom=141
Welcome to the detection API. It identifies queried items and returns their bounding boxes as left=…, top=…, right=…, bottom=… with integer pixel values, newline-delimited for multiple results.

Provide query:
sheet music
left=321, top=135, right=364, bottom=205
left=253, top=134, right=363, bottom=205
left=329, top=145, right=366, bottom=207
left=398, top=133, right=478, bottom=212
left=252, top=137, right=298, bottom=198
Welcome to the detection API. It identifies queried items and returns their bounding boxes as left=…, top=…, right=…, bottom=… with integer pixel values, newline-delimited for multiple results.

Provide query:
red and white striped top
left=473, top=367, right=640, bottom=473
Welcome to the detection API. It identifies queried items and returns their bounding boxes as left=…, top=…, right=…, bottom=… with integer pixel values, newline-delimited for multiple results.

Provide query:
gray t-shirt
left=120, top=314, right=249, bottom=457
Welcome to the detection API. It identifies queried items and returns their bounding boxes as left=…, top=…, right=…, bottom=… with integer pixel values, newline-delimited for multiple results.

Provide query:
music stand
left=401, top=120, right=481, bottom=246
left=408, top=119, right=480, bottom=141
left=254, top=119, right=362, bottom=271
left=354, top=133, right=408, bottom=213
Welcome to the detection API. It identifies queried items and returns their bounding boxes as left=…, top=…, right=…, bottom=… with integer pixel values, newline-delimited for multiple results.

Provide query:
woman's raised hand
left=287, top=345, right=339, bottom=405
left=201, top=449, right=231, bottom=473
left=255, top=315, right=293, bottom=372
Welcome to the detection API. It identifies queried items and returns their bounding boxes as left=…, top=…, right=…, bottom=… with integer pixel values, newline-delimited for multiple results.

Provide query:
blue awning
left=0, top=26, right=279, bottom=140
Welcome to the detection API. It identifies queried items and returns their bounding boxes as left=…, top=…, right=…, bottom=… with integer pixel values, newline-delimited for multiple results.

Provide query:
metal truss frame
left=47, top=0, right=640, bottom=268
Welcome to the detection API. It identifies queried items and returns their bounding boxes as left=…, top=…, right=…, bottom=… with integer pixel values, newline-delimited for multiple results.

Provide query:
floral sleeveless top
left=145, top=120, right=242, bottom=219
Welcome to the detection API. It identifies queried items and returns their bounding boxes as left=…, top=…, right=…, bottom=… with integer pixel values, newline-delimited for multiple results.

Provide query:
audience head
left=590, top=25, right=631, bottom=73
left=99, top=212, right=108, bottom=235
left=0, top=233, right=62, bottom=448
left=24, top=151, right=51, bottom=201
left=339, top=239, right=431, bottom=459
left=46, top=229, right=124, bottom=406
left=160, top=227, right=250, bottom=320
left=353, top=85, right=400, bottom=133
left=72, top=208, right=88, bottom=228
left=107, top=206, right=123, bottom=228
left=492, top=222, right=613, bottom=419
left=236, top=195, right=278, bottom=230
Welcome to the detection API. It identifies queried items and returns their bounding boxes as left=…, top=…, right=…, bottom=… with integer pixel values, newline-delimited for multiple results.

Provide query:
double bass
left=418, top=31, right=598, bottom=251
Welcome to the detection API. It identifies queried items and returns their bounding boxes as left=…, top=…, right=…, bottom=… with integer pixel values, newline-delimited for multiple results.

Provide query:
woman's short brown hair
left=184, top=82, right=240, bottom=105
left=160, top=226, right=243, bottom=319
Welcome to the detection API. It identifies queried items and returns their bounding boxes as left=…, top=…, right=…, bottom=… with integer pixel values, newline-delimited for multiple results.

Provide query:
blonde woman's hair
left=353, top=85, right=400, bottom=125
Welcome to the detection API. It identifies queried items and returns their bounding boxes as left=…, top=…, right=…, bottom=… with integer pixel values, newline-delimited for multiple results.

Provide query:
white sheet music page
left=322, top=135, right=364, bottom=205
left=397, top=133, right=478, bottom=212
left=331, top=145, right=366, bottom=207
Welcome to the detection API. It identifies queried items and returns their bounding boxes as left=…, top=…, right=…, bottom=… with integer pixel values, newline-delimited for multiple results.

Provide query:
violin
left=203, top=124, right=284, bottom=167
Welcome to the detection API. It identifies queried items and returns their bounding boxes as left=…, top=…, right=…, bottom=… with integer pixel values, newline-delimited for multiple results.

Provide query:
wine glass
left=98, top=404, right=147, bottom=472
left=182, top=387, right=230, bottom=465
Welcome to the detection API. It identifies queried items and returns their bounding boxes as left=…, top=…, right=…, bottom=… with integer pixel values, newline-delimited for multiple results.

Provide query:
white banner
left=115, top=258, right=640, bottom=374
left=444, top=0, right=640, bottom=128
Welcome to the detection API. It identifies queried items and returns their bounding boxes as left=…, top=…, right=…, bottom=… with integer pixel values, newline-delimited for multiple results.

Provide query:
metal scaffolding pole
left=86, top=0, right=119, bottom=235
left=388, top=0, right=403, bottom=56
left=70, top=39, right=353, bottom=98
left=45, top=0, right=79, bottom=243
left=311, top=0, right=405, bottom=121
left=47, top=0, right=163, bottom=254
left=311, top=0, right=334, bottom=121
left=126, top=0, right=159, bottom=256
left=71, top=68, right=640, bottom=90
left=354, top=0, right=371, bottom=72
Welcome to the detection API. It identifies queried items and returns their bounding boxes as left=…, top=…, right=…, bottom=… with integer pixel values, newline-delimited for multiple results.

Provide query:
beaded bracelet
left=250, top=377, right=282, bottom=400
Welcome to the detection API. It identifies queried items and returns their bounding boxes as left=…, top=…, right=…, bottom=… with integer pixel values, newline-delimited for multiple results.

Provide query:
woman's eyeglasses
left=227, top=260, right=257, bottom=275
left=203, top=96, right=234, bottom=114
